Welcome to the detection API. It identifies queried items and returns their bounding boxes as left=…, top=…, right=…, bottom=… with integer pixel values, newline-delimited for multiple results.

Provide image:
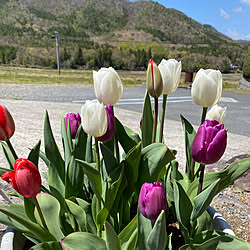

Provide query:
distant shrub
left=0, top=46, right=17, bottom=64
left=243, top=48, right=250, bottom=79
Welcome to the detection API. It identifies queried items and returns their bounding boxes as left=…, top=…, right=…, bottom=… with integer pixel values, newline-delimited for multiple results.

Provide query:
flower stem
left=112, top=106, right=120, bottom=162
left=159, top=94, right=167, bottom=143
left=94, top=137, right=102, bottom=237
left=6, top=139, right=18, bottom=160
left=152, top=97, right=158, bottom=143
left=200, top=107, right=208, bottom=125
left=32, top=196, right=48, bottom=230
left=197, top=164, right=205, bottom=195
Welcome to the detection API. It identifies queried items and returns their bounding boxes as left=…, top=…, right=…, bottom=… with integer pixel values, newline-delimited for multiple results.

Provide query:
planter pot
left=0, top=206, right=234, bottom=249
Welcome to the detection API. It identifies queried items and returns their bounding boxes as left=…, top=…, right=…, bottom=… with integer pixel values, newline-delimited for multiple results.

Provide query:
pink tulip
left=64, top=113, right=81, bottom=139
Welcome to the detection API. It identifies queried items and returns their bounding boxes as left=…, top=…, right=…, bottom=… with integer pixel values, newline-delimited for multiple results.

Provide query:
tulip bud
left=93, top=67, right=123, bottom=106
left=81, top=100, right=107, bottom=138
left=158, top=58, right=182, bottom=95
left=138, top=182, right=167, bottom=221
left=64, top=113, right=81, bottom=139
left=1, top=158, right=41, bottom=197
left=191, top=69, right=222, bottom=107
left=146, top=59, right=163, bottom=98
left=206, top=105, right=227, bottom=124
left=99, top=104, right=115, bottom=142
left=0, top=105, right=15, bottom=141
left=191, top=120, right=227, bottom=165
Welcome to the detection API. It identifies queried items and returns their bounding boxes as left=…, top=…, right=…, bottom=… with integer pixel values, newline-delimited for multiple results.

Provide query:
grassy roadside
left=0, top=66, right=249, bottom=93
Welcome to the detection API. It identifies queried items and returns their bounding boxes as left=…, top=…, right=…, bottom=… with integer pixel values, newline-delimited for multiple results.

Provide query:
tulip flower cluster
left=0, top=59, right=249, bottom=250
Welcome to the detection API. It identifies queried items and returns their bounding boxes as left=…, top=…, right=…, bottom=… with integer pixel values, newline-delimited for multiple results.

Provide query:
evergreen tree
left=243, top=48, right=250, bottom=79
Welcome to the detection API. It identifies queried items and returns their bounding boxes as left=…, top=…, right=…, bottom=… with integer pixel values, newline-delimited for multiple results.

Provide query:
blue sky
left=140, top=0, right=250, bottom=40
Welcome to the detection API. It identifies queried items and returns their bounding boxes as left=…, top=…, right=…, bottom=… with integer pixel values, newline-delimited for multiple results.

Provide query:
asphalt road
left=0, top=83, right=249, bottom=136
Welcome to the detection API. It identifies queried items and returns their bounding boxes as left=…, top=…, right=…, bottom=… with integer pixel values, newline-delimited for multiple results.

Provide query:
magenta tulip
left=138, top=182, right=167, bottom=221
left=64, top=113, right=81, bottom=139
left=1, top=158, right=41, bottom=197
left=98, top=104, right=115, bottom=142
left=0, top=105, right=15, bottom=141
left=191, top=119, right=227, bottom=165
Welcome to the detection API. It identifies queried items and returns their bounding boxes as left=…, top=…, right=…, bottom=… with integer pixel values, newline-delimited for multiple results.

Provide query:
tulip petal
left=191, top=125, right=207, bottom=163
left=1, top=171, right=19, bottom=192
left=206, top=129, right=227, bottom=164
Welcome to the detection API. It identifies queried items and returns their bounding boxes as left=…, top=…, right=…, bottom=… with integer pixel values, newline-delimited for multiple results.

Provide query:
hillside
left=0, top=0, right=248, bottom=71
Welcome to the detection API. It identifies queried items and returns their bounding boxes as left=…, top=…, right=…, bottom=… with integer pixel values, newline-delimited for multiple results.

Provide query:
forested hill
left=0, top=0, right=248, bottom=71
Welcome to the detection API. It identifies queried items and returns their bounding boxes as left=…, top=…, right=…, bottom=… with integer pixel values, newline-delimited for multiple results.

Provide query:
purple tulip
left=99, top=104, right=115, bottom=142
left=138, top=182, right=167, bottom=221
left=64, top=113, right=81, bottom=139
left=191, top=119, right=227, bottom=165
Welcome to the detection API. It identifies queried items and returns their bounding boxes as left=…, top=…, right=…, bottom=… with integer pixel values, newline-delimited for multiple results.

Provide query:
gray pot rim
left=0, top=206, right=234, bottom=249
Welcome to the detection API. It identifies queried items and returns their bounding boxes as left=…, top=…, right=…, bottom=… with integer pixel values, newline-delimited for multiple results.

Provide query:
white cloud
left=240, top=0, right=250, bottom=6
left=226, top=29, right=250, bottom=40
left=232, top=6, right=243, bottom=12
left=220, top=9, right=230, bottom=20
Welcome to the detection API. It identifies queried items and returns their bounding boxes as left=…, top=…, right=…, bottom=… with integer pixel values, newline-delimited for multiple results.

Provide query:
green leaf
left=76, top=159, right=102, bottom=201
left=191, top=179, right=220, bottom=222
left=44, top=111, right=65, bottom=184
left=195, top=211, right=212, bottom=234
left=180, top=232, right=250, bottom=249
left=180, top=115, right=197, bottom=181
left=65, top=156, right=84, bottom=199
left=48, top=161, right=65, bottom=198
left=61, top=116, right=73, bottom=167
left=100, top=143, right=119, bottom=179
left=66, top=199, right=87, bottom=232
left=141, top=92, right=153, bottom=148
left=136, top=209, right=152, bottom=250
left=173, top=181, right=193, bottom=243
left=115, top=117, right=141, bottom=154
left=75, top=198, right=97, bottom=234
left=105, top=221, right=121, bottom=250
left=138, top=143, right=175, bottom=189
left=72, top=124, right=87, bottom=161
left=0, top=141, right=15, bottom=169
left=34, top=193, right=64, bottom=241
left=124, top=142, right=141, bottom=197
left=30, top=241, right=62, bottom=250
left=61, top=232, right=107, bottom=250
left=118, top=215, right=137, bottom=250
left=24, top=197, right=36, bottom=223
left=147, top=210, right=167, bottom=250
left=28, top=140, right=41, bottom=168
left=0, top=204, right=55, bottom=242
left=187, top=158, right=250, bottom=199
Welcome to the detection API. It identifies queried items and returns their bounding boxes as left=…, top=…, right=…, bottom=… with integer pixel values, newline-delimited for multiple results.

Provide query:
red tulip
left=1, top=158, right=41, bottom=197
left=0, top=105, right=15, bottom=141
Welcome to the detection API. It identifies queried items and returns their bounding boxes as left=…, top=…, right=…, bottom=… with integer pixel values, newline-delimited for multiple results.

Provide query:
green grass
left=0, top=67, right=249, bottom=93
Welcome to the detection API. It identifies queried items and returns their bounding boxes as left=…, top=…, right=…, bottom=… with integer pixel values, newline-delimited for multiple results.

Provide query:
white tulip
left=191, top=69, right=222, bottom=107
left=158, top=58, right=182, bottom=95
left=93, top=67, right=123, bottom=105
left=206, top=104, right=227, bottom=124
left=81, top=100, right=107, bottom=137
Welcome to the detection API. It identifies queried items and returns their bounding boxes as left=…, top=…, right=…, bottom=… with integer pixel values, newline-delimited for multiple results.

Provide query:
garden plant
left=0, top=59, right=249, bottom=249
